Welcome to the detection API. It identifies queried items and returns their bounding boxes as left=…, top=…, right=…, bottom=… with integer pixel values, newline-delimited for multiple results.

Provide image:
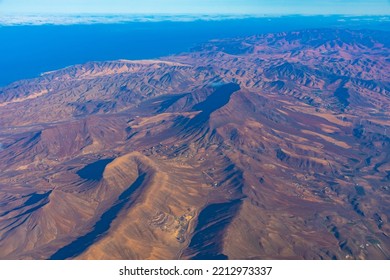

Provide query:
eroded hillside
left=0, top=29, right=389, bottom=259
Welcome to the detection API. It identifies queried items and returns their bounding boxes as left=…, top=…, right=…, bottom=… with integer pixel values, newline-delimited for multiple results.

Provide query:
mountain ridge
left=0, top=28, right=389, bottom=260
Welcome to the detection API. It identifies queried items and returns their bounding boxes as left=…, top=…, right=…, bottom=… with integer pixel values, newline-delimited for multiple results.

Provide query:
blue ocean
left=0, top=16, right=388, bottom=87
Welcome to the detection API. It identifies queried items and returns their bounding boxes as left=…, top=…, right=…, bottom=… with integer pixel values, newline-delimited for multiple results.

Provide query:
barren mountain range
left=0, top=28, right=389, bottom=259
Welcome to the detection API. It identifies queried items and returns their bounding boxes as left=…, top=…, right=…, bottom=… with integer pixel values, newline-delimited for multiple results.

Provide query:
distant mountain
left=0, top=29, right=389, bottom=260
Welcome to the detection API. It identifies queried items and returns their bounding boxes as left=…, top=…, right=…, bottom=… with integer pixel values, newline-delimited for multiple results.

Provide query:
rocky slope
left=0, top=29, right=389, bottom=260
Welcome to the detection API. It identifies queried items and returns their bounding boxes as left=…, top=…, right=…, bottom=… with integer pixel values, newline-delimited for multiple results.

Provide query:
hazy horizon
left=0, top=14, right=389, bottom=26
left=0, top=0, right=389, bottom=16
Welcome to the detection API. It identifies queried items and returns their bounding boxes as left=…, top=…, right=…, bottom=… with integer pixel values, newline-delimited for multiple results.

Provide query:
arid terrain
left=0, top=29, right=389, bottom=260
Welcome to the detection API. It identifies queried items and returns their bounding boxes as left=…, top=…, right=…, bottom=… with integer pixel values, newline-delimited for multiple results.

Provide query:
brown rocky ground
left=0, top=29, right=389, bottom=259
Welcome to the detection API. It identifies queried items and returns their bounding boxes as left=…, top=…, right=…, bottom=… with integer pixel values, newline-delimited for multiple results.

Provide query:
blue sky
left=0, top=0, right=389, bottom=15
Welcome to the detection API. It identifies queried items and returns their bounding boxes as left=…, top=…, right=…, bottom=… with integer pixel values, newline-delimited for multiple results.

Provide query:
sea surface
left=0, top=16, right=389, bottom=87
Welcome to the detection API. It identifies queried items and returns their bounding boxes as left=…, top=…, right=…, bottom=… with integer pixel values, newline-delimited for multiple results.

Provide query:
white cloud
left=0, top=13, right=388, bottom=26
left=0, top=14, right=277, bottom=26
